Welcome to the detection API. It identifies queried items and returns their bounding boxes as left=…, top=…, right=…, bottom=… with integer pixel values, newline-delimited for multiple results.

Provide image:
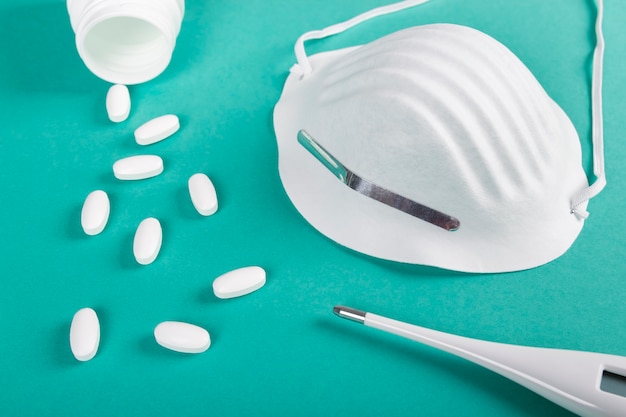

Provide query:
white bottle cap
left=67, top=0, right=185, bottom=85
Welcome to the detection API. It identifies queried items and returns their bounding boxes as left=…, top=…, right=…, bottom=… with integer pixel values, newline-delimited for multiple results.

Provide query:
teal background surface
left=1, top=1, right=625, bottom=416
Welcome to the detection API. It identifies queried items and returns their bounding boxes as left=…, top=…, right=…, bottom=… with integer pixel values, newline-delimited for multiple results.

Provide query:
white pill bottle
left=67, top=0, right=185, bottom=85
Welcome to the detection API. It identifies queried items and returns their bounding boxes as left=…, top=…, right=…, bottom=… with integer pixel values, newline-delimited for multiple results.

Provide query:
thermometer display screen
left=600, top=370, right=626, bottom=397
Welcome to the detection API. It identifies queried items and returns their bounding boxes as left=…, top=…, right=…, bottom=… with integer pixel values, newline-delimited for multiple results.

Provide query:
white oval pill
left=113, top=155, right=163, bottom=180
left=81, top=190, right=110, bottom=235
left=188, top=173, right=218, bottom=216
left=134, top=114, right=180, bottom=145
left=133, top=217, right=162, bottom=265
left=212, top=266, right=266, bottom=299
left=70, top=307, right=100, bottom=362
left=154, top=321, right=211, bottom=354
left=106, top=84, right=131, bottom=123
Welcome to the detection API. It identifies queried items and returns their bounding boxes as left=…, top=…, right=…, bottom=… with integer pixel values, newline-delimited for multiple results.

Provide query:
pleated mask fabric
left=273, top=0, right=606, bottom=273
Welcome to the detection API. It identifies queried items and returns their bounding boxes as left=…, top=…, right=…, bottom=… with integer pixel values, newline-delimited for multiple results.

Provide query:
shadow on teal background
left=0, top=1, right=624, bottom=416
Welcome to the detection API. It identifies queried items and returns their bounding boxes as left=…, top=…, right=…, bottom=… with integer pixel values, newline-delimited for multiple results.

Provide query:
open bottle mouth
left=80, top=16, right=172, bottom=85
left=68, top=0, right=185, bottom=84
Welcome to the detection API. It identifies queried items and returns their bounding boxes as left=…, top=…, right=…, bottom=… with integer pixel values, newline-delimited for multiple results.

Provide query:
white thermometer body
left=334, top=306, right=626, bottom=417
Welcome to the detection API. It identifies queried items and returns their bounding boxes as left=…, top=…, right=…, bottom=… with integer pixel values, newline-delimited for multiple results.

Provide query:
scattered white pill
left=70, top=307, right=100, bottom=362
left=154, top=321, right=211, bottom=354
left=212, top=266, right=266, bottom=299
left=133, top=217, right=162, bottom=265
left=134, top=114, right=180, bottom=145
left=113, top=155, right=163, bottom=180
left=106, top=84, right=131, bottom=123
left=81, top=190, right=110, bottom=235
left=188, top=173, right=218, bottom=216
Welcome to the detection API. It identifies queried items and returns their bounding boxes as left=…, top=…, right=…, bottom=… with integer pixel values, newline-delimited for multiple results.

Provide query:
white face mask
left=273, top=0, right=606, bottom=273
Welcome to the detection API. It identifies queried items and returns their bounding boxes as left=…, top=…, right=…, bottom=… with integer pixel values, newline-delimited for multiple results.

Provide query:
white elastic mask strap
left=292, top=0, right=431, bottom=77
left=571, top=0, right=606, bottom=219
left=292, top=0, right=606, bottom=218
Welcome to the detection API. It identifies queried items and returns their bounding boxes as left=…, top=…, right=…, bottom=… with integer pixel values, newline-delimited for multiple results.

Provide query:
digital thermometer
left=334, top=306, right=626, bottom=417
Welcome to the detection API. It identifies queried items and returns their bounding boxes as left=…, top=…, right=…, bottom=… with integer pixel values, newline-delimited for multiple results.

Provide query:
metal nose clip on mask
left=273, top=0, right=606, bottom=273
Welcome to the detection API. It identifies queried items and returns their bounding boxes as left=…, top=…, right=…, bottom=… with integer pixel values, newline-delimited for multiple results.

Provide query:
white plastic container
left=67, top=0, right=185, bottom=84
